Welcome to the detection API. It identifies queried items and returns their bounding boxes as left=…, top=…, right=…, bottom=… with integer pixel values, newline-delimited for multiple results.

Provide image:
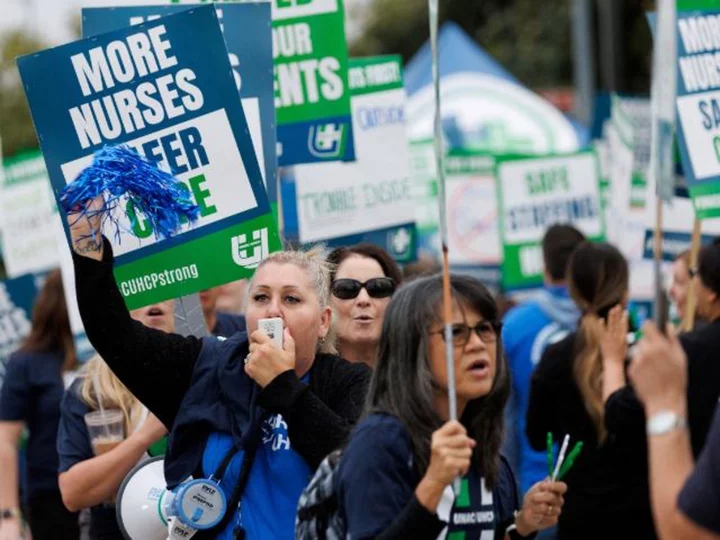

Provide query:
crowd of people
left=0, top=205, right=719, bottom=540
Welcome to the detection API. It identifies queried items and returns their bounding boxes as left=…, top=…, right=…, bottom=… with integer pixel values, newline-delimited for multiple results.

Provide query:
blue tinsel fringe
left=60, top=145, right=200, bottom=242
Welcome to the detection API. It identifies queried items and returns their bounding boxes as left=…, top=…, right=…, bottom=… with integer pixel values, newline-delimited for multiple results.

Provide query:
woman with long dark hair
left=0, top=270, right=79, bottom=540
left=336, top=274, right=566, bottom=539
left=526, top=242, right=657, bottom=539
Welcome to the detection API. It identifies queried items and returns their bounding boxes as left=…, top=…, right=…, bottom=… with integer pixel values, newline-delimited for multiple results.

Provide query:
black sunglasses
left=331, top=277, right=396, bottom=300
left=432, top=321, right=502, bottom=347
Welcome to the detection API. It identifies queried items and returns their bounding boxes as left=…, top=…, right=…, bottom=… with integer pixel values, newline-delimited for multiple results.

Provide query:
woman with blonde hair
left=65, top=201, right=371, bottom=539
left=526, top=242, right=657, bottom=539
left=57, top=302, right=175, bottom=539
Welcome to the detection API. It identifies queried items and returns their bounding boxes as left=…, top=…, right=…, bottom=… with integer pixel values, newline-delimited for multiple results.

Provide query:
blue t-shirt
left=57, top=379, right=124, bottom=540
left=201, top=375, right=312, bottom=539
left=213, top=312, right=246, bottom=338
left=502, top=287, right=578, bottom=494
left=679, top=404, right=720, bottom=534
left=0, top=350, right=66, bottom=498
left=336, top=414, right=518, bottom=539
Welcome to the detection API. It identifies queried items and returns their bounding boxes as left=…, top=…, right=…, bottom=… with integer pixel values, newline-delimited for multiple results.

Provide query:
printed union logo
left=308, top=123, right=345, bottom=158
left=389, top=227, right=412, bottom=257
left=231, top=228, right=269, bottom=269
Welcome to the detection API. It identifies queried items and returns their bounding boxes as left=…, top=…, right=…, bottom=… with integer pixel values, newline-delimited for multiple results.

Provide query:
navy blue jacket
left=72, top=239, right=370, bottom=488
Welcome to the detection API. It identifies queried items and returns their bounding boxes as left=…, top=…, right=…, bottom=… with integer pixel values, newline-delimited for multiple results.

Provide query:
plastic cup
left=84, top=409, right=125, bottom=455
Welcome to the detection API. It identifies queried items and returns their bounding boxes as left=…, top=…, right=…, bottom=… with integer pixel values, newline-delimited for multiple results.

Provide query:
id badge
left=171, top=478, right=227, bottom=530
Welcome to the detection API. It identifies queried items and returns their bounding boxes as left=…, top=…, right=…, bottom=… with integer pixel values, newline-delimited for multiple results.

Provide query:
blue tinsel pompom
left=60, top=145, right=201, bottom=242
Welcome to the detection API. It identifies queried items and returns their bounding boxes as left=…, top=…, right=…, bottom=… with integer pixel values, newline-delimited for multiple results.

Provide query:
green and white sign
left=675, top=8, right=720, bottom=218
left=272, top=0, right=354, bottom=165
left=0, top=151, right=59, bottom=278
left=496, top=152, right=605, bottom=290
left=294, top=56, right=415, bottom=259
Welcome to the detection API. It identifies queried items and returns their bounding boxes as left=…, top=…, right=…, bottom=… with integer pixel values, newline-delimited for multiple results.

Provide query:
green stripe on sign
left=690, top=182, right=720, bottom=220
left=447, top=532, right=466, bottom=540
left=114, top=213, right=282, bottom=309
left=455, top=478, right=471, bottom=509
left=349, top=55, right=404, bottom=96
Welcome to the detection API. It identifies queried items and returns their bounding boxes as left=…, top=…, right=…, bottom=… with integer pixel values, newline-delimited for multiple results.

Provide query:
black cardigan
left=72, top=238, right=371, bottom=480
left=526, top=333, right=657, bottom=540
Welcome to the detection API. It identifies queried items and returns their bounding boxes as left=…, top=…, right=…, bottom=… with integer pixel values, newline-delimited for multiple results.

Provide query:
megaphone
left=116, top=456, right=172, bottom=540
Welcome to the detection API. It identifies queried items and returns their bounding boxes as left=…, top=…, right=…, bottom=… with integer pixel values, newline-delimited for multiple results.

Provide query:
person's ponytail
left=573, top=315, right=606, bottom=443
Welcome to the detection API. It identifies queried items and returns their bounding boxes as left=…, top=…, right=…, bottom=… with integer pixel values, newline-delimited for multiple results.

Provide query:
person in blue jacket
left=336, top=274, right=567, bottom=539
left=66, top=201, right=370, bottom=540
left=0, top=270, right=79, bottom=540
left=502, top=225, right=585, bottom=495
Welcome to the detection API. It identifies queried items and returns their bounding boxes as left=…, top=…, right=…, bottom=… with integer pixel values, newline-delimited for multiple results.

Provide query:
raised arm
left=68, top=205, right=202, bottom=428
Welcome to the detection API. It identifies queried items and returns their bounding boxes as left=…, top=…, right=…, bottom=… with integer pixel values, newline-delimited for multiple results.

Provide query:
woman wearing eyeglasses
left=327, top=245, right=402, bottom=368
left=335, top=274, right=567, bottom=539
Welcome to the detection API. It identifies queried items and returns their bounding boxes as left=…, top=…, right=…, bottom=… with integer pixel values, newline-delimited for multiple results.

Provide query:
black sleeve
left=604, top=384, right=646, bottom=443
left=257, top=360, right=371, bottom=469
left=678, top=405, right=720, bottom=534
left=338, top=418, right=446, bottom=540
left=73, top=238, right=203, bottom=429
left=375, top=497, right=446, bottom=540
left=526, top=348, right=563, bottom=452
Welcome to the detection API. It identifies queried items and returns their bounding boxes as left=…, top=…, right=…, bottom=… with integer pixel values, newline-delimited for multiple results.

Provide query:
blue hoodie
left=502, top=286, right=580, bottom=494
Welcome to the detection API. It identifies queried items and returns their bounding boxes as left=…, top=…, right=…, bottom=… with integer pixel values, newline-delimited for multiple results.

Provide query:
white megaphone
left=116, top=456, right=174, bottom=540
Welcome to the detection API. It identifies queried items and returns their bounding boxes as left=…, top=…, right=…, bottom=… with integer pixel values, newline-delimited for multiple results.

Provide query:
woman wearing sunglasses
left=335, top=274, right=567, bottom=539
left=327, top=245, right=402, bottom=368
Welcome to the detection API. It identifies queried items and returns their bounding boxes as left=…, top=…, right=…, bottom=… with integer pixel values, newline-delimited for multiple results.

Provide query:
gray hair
left=245, top=246, right=337, bottom=354
left=366, top=273, right=509, bottom=489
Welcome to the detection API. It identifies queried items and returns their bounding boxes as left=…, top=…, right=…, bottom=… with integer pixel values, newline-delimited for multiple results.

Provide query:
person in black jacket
left=65, top=203, right=371, bottom=539
left=336, top=274, right=566, bottom=540
left=682, top=237, right=720, bottom=457
left=526, top=242, right=656, bottom=540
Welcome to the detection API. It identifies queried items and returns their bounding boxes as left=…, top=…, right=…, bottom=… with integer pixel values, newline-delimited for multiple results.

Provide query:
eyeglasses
left=432, top=321, right=501, bottom=347
left=331, top=277, right=396, bottom=300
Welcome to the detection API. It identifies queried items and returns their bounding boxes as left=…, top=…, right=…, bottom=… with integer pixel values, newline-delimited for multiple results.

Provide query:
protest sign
left=675, top=9, right=720, bottom=218
left=0, top=274, right=36, bottom=388
left=272, top=0, right=355, bottom=165
left=409, top=140, right=440, bottom=257
left=606, top=120, right=649, bottom=262
left=643, top=186, right=720, bottom=260
left=82, top=2, right=279, bottom=210
left=294, top=56, right=415, bottom=262
left=0, top=151, right=60, bottom=277
left=18, top=6, right=281, bottom=309
left=127, top=0, right=355, bottom=165
left=496, top=152, right=605, bottom=290
left=445, top=151, right=500, bottom=268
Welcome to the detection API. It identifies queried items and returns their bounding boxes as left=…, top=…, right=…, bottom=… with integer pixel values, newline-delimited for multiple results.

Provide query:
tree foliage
left=350, top=0, right=652, bottom=94
left=0, top=30, right=49, bottom=158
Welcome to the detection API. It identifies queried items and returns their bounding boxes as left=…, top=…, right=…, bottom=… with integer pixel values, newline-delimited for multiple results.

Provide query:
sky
left=0, top=0, right=370, bottom=46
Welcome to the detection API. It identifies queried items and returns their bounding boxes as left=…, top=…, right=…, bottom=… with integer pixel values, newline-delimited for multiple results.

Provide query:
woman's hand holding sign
left=245, top=328, right=296, bottom=388
left=66, top=196, right=104, bottom=261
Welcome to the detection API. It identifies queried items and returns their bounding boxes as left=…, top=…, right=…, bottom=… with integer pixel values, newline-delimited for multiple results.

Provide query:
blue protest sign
left=82, top=3, right=278, bottom=211
left=18, top=5, right=281, bottom=309
left=0, top=274, right=36, bottom=387
left=675, top=10, right=720, bottom=218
